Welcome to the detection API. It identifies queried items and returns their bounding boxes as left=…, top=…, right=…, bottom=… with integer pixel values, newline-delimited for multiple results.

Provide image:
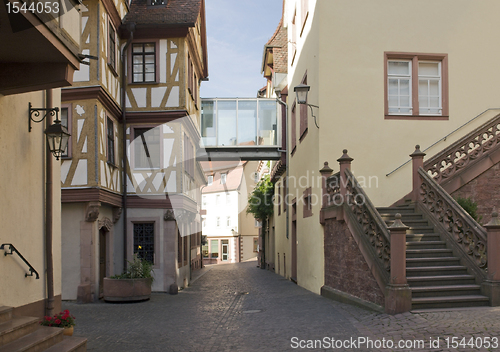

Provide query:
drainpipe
left=45, top=89, right=54, bottom=317
left=121, top=23, right=135, bottom=270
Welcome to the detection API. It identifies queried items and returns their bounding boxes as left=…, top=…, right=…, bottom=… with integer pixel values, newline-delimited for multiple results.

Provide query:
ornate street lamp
left=29, top=103, right=70, bottom=160
left=293, top=84, right=320, bottom=128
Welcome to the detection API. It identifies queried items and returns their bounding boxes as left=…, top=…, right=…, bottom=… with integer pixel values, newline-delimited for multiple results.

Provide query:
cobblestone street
left=64, top=261, right=500, bottom=352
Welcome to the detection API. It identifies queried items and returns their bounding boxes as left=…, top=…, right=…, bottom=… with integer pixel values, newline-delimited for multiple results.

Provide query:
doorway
left=99, top=228, right=107, bottom=298
left=291, top=220, right=297, bottom=283
left=221, top=240, right=229, bottom=261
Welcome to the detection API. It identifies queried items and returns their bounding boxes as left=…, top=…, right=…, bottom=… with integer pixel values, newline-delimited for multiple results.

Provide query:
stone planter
left=103, top=277, right=152, bottom=302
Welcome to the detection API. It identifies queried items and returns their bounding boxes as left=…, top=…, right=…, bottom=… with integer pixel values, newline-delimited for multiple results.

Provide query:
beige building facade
left=0, top=1, right=81, bottom=317
left=273, top=0, right=500, bottom=295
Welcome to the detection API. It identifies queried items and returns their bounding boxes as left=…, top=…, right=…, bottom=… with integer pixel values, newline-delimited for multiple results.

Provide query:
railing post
left=483, top=211, right=500, bottom=306
left=319, top=162, right=333, bottom=209
left=410, top=145, right=426, bottom=202
left=337, top=149, right=353, bottom=198
left=385, top=213, right=412, bottom=314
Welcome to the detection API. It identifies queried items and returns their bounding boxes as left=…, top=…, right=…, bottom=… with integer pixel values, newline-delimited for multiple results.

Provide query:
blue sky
left=200, top=0, right=284, bottom=98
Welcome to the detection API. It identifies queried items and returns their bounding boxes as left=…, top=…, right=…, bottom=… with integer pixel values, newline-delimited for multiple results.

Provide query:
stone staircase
left=0, top=306, right=87, bottom=352
left=377, top=205, right=490, bottom=311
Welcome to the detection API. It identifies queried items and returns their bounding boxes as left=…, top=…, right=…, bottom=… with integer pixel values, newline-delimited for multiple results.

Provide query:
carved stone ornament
left=85, top=202, right=101, bottom=222
left=164, top=210, right=176, bottom=221
left=98, top=217, right=113, bottom=232
left=112, top=207, right=122, bottom=223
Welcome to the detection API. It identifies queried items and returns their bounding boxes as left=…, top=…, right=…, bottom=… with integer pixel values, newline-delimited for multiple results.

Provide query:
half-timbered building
left=60, top=0, right=207, bottom=302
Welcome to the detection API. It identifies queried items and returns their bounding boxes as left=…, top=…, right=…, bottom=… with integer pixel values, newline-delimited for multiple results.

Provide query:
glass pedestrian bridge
left=197, top=98, right=282, bottom=161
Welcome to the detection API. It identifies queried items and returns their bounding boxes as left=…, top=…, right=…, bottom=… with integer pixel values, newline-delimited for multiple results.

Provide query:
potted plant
left=103, top=254, right=154, bottom=302
left=39, top=310, right=76, bottom=336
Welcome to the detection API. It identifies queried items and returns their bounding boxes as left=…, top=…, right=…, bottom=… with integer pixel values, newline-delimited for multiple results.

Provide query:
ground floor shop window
left=210, top=239, right=219, bottom=258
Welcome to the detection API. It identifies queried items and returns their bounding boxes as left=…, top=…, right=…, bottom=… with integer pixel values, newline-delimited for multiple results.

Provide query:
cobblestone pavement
left=63, top=261, right=500, bottom=352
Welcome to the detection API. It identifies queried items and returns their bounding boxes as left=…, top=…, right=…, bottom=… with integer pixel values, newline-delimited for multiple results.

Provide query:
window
left=133, top=223, right=155, bottom=263
left=385, top=53, right=448, bottom=119
left=226, top=216, right=231, bottom=227
left=210, top=239, right=218, bottom=258
left=300, top=0, right=308, bottom=36
left=107, top=117, right=115, bottom=165
left=216, top=217, right=220, bottom=227
left=60, top=106, right=70, bottom=158
left=226, top=193, right=231, bottom=205
left=202, top=218, right=206, bottom=228
left=184, top=134, right=194, bottom=178
left=108, top=22, right=116, bottom=70
left=291, top=9, right=297, bottom=65
left=299, top=73, right=308, bottom=140
left=253, top=237, right=258, bottom=252
left=216, top=194, right=220, bottom=205
left=134, top=127, right=160, bottom=169
left=207, top=175, right=213, bottom=186
left=132, top=43, right=156, bottom=83
left=202, top=244, right=208, bottom=258
left=303, top=187, right=312, bottom=218
left=147, top=0, right=164, bottom=5
left=255, top=219, right=261, bottom=228
left=221, top=173, right=227, bottom=184
left=202, top=196, right=207, bottom=207
left=252, top=172, right=260, bottom=183
left=188, top=54, right=198, bottom=105
left=291, top=101, right=296, bottom=154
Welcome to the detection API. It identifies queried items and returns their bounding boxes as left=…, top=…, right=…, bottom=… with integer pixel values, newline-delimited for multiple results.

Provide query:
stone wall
left=451, top=163, right=500, bottom=225
left=324, top=218, right=385, bottom=306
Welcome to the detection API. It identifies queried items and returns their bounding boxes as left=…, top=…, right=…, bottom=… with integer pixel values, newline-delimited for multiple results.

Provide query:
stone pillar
left=410, top=145, right=426, bottom=202
left=337, top=149, right=353, bottom=198
left=319, top=161, right=333, bottom=209
left=483, top=211, right=500, bottom=306
left=385, top=213, right=412, bottom=314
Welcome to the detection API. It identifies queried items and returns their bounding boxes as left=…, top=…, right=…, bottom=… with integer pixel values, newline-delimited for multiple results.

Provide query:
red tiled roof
left=123, top=0, right=202, bottom=26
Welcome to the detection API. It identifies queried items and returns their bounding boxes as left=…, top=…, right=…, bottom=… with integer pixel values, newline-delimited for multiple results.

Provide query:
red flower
left=44, top=316, right=52, bottom=321
left=55, top=319, right=61, bottom=325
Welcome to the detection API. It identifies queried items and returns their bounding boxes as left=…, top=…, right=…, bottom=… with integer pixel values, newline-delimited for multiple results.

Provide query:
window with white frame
left=216, top=194, right=220, bottom=205
left=207, top=175, right=213, bottom=186
left=221, top=173, right=227, bottom=184
left=107, top=117, right=115, bottom=165
left=226, top=193, right=230, bottom=205
left=216, top=217, right=220, bottom=227
left=132, top=43, right=156, bottom=83
left=385, top=53, right=448, bottom=119
left=133, top=127, right=161, bottom=169
left=226, top=216, right=231, bottom=227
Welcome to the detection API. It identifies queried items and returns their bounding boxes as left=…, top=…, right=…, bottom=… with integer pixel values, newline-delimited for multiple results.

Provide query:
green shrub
left=111, top=254, right=154, bottom=284
left=455, top=196, right=482, bottom=223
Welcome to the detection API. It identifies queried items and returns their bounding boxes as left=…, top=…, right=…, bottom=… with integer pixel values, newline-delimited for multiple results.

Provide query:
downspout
left=122, top=23, right=135, bottom=270
left=45, top=89, right=54, bottom=317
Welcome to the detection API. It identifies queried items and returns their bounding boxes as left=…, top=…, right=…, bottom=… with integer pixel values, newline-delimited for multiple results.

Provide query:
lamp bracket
left=29, top=102, right=59, bottom=132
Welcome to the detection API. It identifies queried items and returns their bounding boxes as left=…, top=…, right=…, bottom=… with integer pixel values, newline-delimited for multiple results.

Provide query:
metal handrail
left=0, top=243, right=40, bottom=279
left=386, top=108, right=500, bottom=177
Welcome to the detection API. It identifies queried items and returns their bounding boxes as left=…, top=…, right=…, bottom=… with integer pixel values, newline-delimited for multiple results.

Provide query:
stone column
left=319, top=161, right=333, bottom=209
left=410, top=145, right=426, bottom=202
left=483, top=211, right=500, bottom=306
left=385, top=213, right=412, bottom=314
left=337, top=149, right=353, bottom=198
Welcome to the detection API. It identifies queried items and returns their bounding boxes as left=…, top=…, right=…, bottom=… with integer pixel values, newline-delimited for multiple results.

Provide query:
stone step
left=411, top=285, right=483, bottom=298
left=0, top=306, right=13, bottom=323
left=406, top=257, right=461, bottom=267
left=407, top=274, right=476, bottom=287
left=0, top=326, right=63, bottom=352
left=380, top=213, right=423, bottom=221
left=406, top=248, right=454, bottom=258
left=406, top=265, right=469, bottom=277
left=412, top=295, right=490, bottom=310
left=377, top=206, right=416, bottom=214
left=385, top=219, right=429, bottom=227
left=406, top=226, right=435, bottom=234
left=44, top=336, right=87, bottom=352
left=0, top=316, right=39, bottom=346
left=405, top=234, right=442, bottom=242
left=406, top=241, right=447, bottom=249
